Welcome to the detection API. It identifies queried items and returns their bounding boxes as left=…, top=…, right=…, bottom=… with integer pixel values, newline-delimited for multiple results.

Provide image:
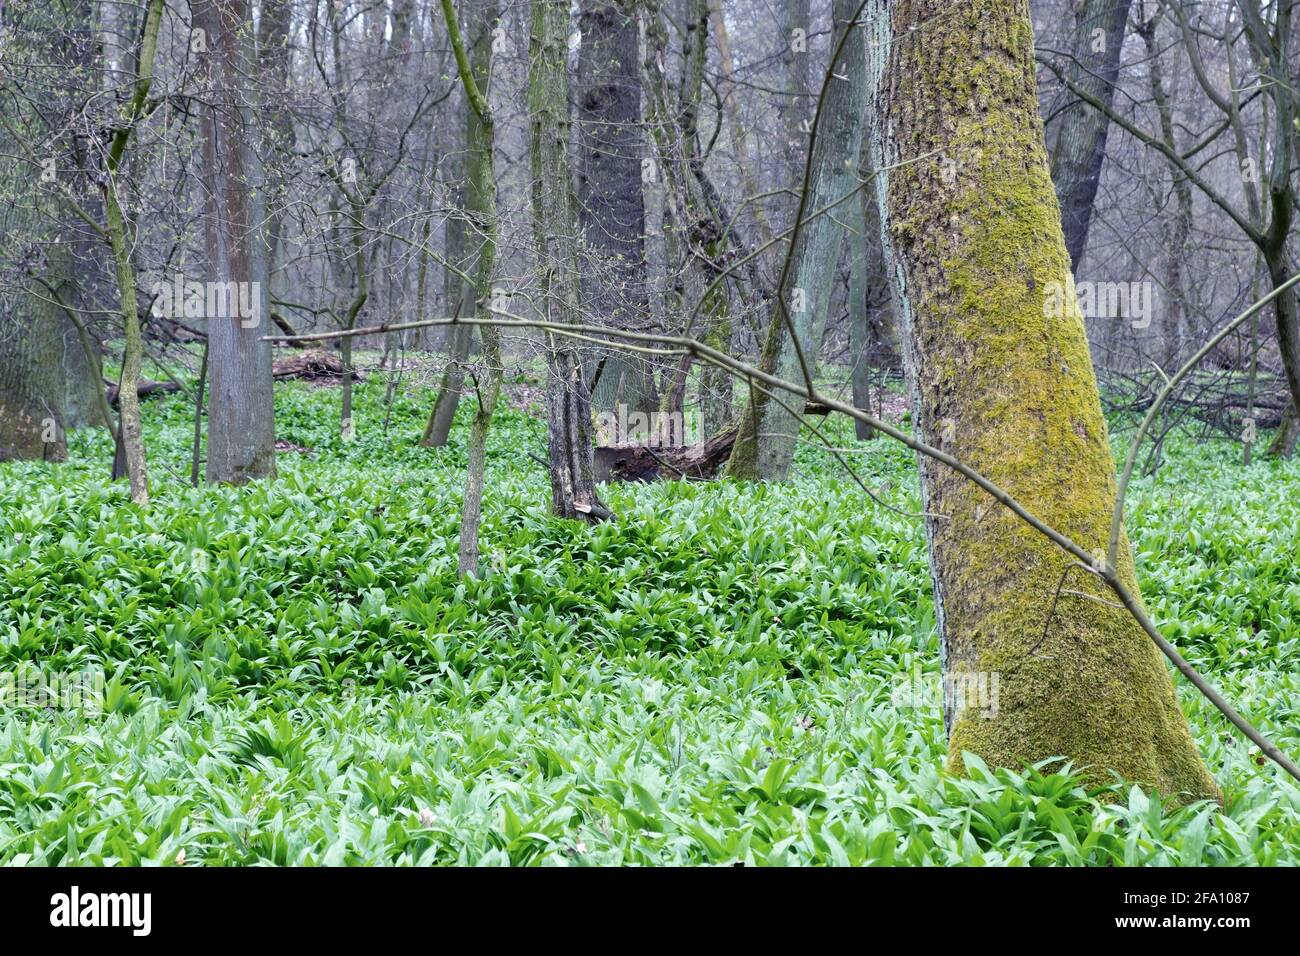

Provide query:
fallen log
left=271, top=349, right=361, bottom=382
left=595, top=425, right=738, bottom=482
left=105, top=378, right=182, bottom=406
left=593, top=400, right=831, bottom=483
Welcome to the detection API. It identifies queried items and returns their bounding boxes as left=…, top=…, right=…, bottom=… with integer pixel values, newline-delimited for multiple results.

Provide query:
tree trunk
left=1268, top=401, right=1299, bottom=458
left=1137, top=12, right=1191, bottom=368
left=0, top=200, right=68, bottom=460
left=441, top=0, right=505, bottom=576
left=104, top=181, right=149, bottom=504
left=100, top=0, right=165, bottom=506
left=195, top=0, right=278, bottom=485
left=677, top=0, right=732, bottom=438
left=779, top=0, right=812, bottom=229
left=1048, top=0, right=1133, bottom=272
left=52, top=0, right=111, bottom=432
left=258, top=0, right=295, bottom=323
left=728, top=0, right=867, bottom=480
left=867, top=0, right=1217, bottom=800
left=577, top=0, right=654, bottom=416
left=421, top=116, right=472, bottom=448
left=58, top=310, right=108, bottom=431
left=1265, top=247, right=1300, bottom=458
left=422, top=321, right=473, bottom=447
left=849, top=180, right=877, bottom=441
left=530, top=0, right=612, bottom=521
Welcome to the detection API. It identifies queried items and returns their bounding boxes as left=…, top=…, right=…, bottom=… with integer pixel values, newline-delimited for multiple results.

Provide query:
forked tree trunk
left=100, top=0, right=165, bottom=505
left=728, top=0, right=867, bottom=480
left=422, top=321, right=473, bottom=448
left=441, top=0, right=504, bottom=576
left=529, top=0, right=612, bottom=522
left=195, top=0, right=278, bottom=485
left=867, top=0, right=1217, bottom=801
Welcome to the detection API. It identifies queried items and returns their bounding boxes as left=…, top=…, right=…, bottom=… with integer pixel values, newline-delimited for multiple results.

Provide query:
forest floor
left=1, top=359, right=1298, bottom=864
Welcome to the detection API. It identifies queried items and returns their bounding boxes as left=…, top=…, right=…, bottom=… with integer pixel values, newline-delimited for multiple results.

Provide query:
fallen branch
left=106, top=377, right=181, bottom=406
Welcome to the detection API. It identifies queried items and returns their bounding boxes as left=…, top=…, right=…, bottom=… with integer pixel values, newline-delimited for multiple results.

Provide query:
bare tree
left=1047, top=0, right=1135, bottom=271
left=194, top=0, right=278, bottom=484
left=529, top=0, right=612, bottom=521
left=728, top=0, right=867, bottom=480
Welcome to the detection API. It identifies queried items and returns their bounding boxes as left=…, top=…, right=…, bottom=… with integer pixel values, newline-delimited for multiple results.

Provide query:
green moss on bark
left=879, top=0, right=1218, bottom=803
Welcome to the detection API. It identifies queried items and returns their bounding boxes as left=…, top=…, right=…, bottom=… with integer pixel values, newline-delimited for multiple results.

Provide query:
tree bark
left=577, top=0, right=654, bottom=416
left=421, top=99, right=473, bottom=448
left=0, top=201, right=69, bottom=461
left=195, top=0, right=278, bottom=485
left=1048, top=0, right=1133, bottom=272
left=848, top=179, right=881, bottom=441
left=530, top=0, right=612, bottom=521
left=867, top=0, right=1217, bottom=800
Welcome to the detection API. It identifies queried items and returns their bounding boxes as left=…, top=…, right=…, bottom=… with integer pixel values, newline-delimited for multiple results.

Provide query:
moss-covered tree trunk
left=867, top=0, right=1218, bottom=801
left=529, top=0, right=611, bottom=522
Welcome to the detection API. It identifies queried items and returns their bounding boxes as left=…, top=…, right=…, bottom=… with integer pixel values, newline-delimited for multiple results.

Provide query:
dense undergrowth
left=1, top=362, right=1298, bottom=865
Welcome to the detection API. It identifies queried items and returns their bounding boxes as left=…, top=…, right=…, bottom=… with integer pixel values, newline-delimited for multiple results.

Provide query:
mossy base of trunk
left=944, top=606, right=1221, bottom=804
left=1267, top=403, right=1298, bottom=459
